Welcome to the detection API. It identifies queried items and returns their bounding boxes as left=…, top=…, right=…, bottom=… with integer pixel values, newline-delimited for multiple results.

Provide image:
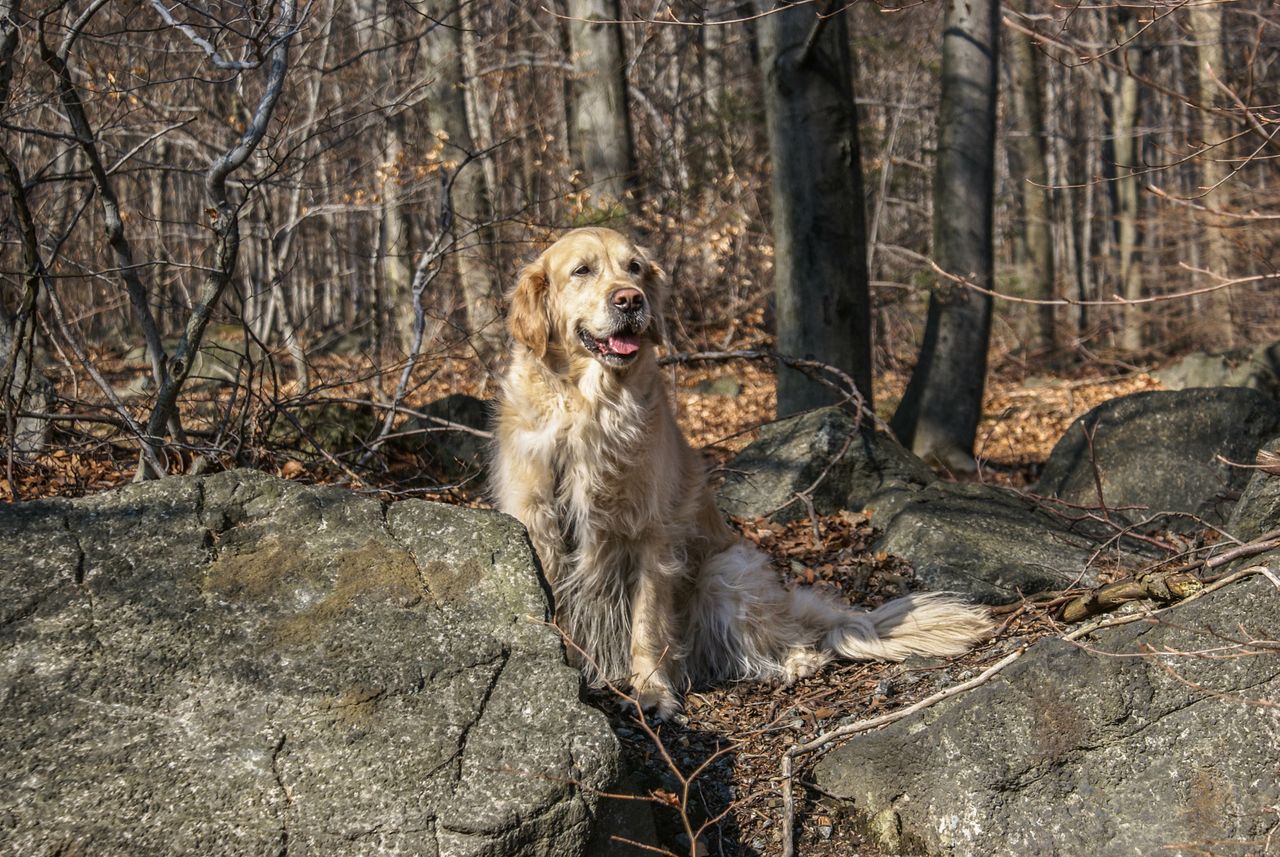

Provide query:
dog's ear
left=508, top=260, right=550, bottom=359
left=642, top=257, right=668, bottom=346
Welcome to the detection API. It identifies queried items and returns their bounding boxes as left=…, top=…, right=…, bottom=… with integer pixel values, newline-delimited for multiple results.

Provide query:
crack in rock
left=269, top=732, right=291, bottom=857
left=426, top=650, right=510, bottom=784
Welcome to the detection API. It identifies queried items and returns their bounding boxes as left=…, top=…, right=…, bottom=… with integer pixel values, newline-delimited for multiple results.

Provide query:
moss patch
left=206, top=534, right=425, bottom=644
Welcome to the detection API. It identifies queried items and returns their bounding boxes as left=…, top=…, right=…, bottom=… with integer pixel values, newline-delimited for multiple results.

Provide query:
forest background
left=2, top=0, right=1278, bottom=500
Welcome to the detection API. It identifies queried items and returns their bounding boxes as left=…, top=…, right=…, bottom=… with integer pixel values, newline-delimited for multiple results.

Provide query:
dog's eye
left=573, top=264, right=592, bottom=277
left=628, top=259, right=643, bottom=275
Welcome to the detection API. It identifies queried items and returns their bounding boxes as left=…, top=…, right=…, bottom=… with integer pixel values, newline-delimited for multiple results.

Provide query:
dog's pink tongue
left=607, top=334, right=641, bottom=355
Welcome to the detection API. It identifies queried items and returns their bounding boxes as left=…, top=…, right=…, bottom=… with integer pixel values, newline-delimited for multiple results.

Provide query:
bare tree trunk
left=39, top=5, right=170, bottom=393
left=1005, top=0, right=1057, bottom=357
left=1110, top=12, right=1144, bottom=351
left=0, top=147, right=52, bottom=457
left=758, top=3, right=873, bottom=417
left=140, top=0, right=297, bottom=478
left=1189, top=1, right=1234, bottom=347
left=459, top=2, right=499, bottom=204
left=0, top=0, right=51, bottom=458
left=1046, top=54, right=1086, bottom=345
left=347, top=0, right=414, bottom=356
left=422, top=0, right=504, bottom=367
left=1074, top=86, right=1098, bottom=342
left=890, top=0, right=997, bottom=471
left=565, top=0, right=636, bottom=209
left=702, top=12, right=726, bottom=116
left=381, top=110, right=416, bottom=355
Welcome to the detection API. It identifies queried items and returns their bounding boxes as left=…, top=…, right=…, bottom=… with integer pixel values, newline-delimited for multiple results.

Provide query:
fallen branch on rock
left=1059, top=527, right=1280, bottom=622
left=1059, top=569, right=1203, bottom=623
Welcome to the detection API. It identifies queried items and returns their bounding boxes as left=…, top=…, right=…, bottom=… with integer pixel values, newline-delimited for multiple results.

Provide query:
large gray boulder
left=815, top=575, right=1280, bottom=857
left=394, top=393, right=492, bottom=486
left=717, top=407, right=935, bottom=522
left=870, top=482, right=1130, bottom=604
left=0, top=470, right=623, bottom=857
left=1035, top=388, right=1280, bottom=526
left=717, top=407, right=1137, bottom=604
left=1155, top=341, right=1280, bottom=400
left=1224, top=436, right=1280, bottom=544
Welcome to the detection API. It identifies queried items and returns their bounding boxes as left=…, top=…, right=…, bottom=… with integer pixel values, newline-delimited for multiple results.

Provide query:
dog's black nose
left=611, top=287, right=645, bottom=313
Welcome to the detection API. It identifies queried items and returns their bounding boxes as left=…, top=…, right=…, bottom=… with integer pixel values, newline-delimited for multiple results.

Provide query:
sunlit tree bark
left=565, top=0, right=636, bottom=209
left=758, top=3, right=873, bottom=418
left=891, top=0, right=998, bottom=471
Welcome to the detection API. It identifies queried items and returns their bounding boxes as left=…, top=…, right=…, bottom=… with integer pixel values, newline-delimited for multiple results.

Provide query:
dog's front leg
left=493, top=446, right=569, bottom=585
left=629, top=549, right=684, bottom=718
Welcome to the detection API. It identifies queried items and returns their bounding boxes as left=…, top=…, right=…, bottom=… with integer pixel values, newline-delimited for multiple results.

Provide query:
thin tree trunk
left=1189, top=1, right=1234, bottom=347
left=1110, top=12, right=1144, bottom=351
left=1077, top=90, right=1098, bottom=340
left=758, top=3, right=873, bottom=417
left=422, top=0, right=504, bottom=368
left=459, top=2, right=499, bottom=207
left=890, top=0, right=998, bottom=471
left=381, top=109, right=416, bottom=354
left=1005, top=0, right=1057, bottom=356
left=565, top=0, right=636, bottom=209
left=140, top=0, right=297, bottom=477
left=39, top=8, right=170, bottom=392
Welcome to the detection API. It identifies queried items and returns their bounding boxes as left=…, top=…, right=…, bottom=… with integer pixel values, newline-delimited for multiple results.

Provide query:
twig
left=1081, top=422, right=1111, bottom=523
left=658, top=349, right=887, bottom=434
left=148, top=0, right=263, bottom=70
left=546, top=0, right=824, bottom=29
left=928, top=259, right=1278, bottom=307
left=549, top=619, right=738, bottom=857
left=795, top=0, right=838, bottom=69
left=763, top=431, right=856, bottom=522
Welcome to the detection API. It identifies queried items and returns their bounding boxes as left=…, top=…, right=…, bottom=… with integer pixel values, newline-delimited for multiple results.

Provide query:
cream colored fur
left=492, top=227, right=990, bottom=717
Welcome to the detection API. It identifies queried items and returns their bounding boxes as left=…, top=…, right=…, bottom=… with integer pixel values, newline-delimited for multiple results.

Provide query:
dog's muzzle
left=577, top=286, right=651, bottom=366
left=577, top=324, right=645, bottom=365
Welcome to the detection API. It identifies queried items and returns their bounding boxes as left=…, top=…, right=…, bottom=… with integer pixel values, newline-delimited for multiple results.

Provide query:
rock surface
left=1155, top=341, right=1280, bottom=399
left=1035, top=388, right=1280, bottom=526
left=815, top=575, right=1280, bottom=857
left=870, top=482, right=1131, bottom=604
left=717, top=406, right=935, bottom=522
left=1224, top=436, right=1280, bottom=545
left=395, top=393, right=491, bottom=485
left=0, top=470, right=622, bottom=857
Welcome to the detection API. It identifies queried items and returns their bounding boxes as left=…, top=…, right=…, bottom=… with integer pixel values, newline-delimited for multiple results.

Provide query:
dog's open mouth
left=578, top=327, right=643, bottom=365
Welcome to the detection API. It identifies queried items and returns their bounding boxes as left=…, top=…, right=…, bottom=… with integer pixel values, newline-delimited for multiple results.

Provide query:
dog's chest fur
left=546, top=373, right=661, bottom=544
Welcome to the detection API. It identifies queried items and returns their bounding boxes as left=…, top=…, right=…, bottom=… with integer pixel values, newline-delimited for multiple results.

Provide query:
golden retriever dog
left=492, top=227, right=989, bottom=717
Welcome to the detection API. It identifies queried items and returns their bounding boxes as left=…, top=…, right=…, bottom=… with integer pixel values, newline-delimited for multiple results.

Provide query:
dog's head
left=508, top=227, right=666, bottom=371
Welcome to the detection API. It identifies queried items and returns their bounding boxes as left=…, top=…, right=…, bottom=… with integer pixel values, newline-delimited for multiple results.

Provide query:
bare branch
left=38, top=7, right=171, bottom=393
left=139, top=0, right=300, bottom=477
left=147, top=0, right=262, bottom=71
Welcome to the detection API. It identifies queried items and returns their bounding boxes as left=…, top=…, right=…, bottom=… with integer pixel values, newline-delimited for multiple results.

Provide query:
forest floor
left=4, top=345, right=1169, bottom=856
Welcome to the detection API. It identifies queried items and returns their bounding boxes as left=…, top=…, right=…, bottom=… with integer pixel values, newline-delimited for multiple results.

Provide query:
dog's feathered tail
left=685, top=541, right=991, bottom=686
left=820, top=591, right=993, bottom=662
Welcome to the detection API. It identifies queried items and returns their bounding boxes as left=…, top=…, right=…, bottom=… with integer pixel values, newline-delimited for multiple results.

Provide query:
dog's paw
left=783, top=648, right=831, bottom=686
left=632, top=676, right=682, bottom=721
